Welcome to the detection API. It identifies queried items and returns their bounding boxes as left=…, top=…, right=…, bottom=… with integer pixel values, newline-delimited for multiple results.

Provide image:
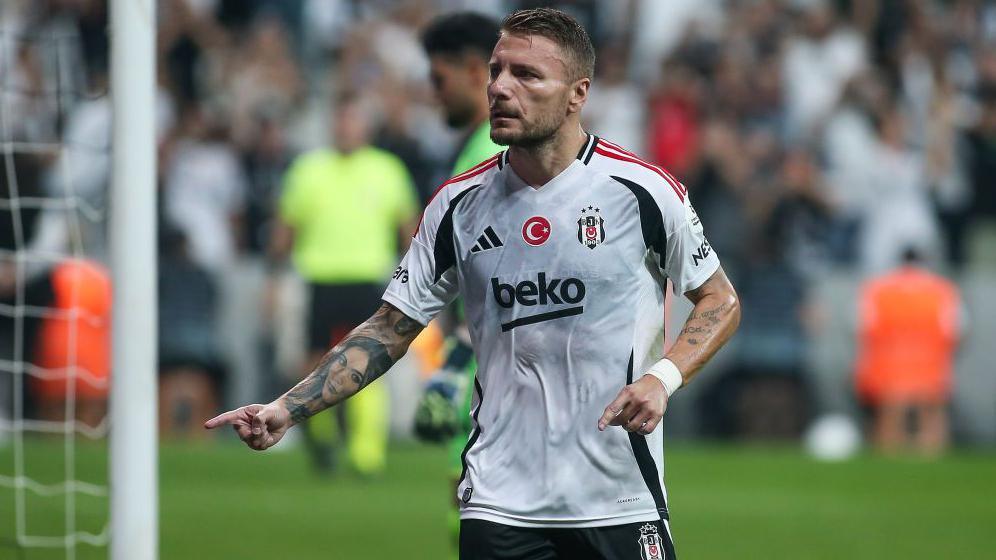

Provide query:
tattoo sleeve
left=666, top=267, right=741, bottom=384
left=279, top=302, right=425, bottom=424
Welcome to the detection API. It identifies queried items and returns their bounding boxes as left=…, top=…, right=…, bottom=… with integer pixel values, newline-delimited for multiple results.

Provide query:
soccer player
left=207, top=8, right=740, bottom=559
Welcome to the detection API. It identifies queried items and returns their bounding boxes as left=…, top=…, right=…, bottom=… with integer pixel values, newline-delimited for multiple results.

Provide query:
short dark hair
left=500, top=8, right=595, bottom=81
left=422, top=12, right=500, bottom=61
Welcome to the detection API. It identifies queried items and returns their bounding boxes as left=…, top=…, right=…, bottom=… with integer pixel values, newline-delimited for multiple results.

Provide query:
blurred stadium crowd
left=1, top=0, right=995, bottom=446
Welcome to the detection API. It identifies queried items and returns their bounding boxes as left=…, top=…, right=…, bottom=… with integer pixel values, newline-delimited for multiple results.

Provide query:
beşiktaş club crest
left=638, top=523, right=665, bottom=560
left=577, top=206, right=605, bottom=249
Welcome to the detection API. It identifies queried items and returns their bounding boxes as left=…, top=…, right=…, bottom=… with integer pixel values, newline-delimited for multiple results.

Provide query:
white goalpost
left=0, top=0, right=157, bottom=558
left=109, top=0, right=157, bottom=558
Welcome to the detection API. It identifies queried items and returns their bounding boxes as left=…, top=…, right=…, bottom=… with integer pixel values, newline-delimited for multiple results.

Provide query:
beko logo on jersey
left=490, top=273, right=586, bottom=332
left=491, top=273, right=586, bottom=308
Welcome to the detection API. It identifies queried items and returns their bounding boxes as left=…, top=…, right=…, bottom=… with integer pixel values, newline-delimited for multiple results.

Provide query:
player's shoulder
left=428, top=150, right=505, bottom=211
left=587, top=137, right=689, bottom=209
left=415, top=151, right=504, bottom=240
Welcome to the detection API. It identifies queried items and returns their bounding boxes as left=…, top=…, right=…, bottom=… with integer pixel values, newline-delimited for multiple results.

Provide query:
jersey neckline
left=501, top=133, right=598, bottom=194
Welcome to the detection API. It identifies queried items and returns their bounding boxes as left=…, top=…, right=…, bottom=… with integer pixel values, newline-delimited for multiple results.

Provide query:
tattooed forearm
left=279, top=303, right=425, bottom=424
left=694, top=304, right=729, bottom=325
left=666, top=268, right=740, bottom=383
left=393, top=315, right=423, bottom=337
left=678, top=302, right=733, bottom=346
left=283, top=355, right=339, bottom=424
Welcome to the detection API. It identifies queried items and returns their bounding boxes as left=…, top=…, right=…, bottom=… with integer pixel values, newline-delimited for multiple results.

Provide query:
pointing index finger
left=204, top=409, right=242, bottom=429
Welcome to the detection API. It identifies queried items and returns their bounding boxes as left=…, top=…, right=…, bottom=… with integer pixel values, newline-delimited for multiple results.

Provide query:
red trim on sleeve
left=593, top=146, right=686, bottom=203
left=601, top=140, right=689, bottom=197
left=414, top=155, right=501, bottom=235
left=597, top=140, right=687, bottom=197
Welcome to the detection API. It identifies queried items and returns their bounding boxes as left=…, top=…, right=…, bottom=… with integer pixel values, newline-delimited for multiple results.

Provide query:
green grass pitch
left=1, top=439, right=994, bottom=558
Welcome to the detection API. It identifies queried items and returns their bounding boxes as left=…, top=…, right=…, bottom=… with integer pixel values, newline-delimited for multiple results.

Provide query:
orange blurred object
left=855, top=266, right=960, bottom=404
left=409, top=319, right=445, bottom=379
left=32, top=259, right=112, bottom=400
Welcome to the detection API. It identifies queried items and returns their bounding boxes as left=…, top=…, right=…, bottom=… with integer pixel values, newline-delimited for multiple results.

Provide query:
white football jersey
left=383, top=135, right=720, bottom=528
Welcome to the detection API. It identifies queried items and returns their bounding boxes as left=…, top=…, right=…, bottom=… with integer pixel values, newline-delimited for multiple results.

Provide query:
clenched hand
left=598, top=376, right=668, bottom=435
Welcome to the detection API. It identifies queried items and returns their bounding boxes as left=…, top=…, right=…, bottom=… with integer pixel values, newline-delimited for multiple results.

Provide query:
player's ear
left=567, top=77, right=590, bottom=114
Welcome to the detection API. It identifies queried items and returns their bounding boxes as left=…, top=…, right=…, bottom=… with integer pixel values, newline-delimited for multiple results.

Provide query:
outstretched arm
left=599, top=267, right=740, bottom=434
left=205, top=302, right=424, bottom=450
left=281, top=302, right=423, bottom=422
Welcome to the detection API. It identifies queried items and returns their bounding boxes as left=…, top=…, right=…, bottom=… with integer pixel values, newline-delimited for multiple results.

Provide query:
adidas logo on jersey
left=470, top=226, right=504, bottom=253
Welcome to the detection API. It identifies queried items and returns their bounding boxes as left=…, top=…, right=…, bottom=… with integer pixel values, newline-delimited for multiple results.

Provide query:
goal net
left=0, top=2, right=115, bottom=558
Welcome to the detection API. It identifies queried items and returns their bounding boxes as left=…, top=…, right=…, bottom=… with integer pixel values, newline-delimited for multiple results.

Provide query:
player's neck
left=507, top=125, right=587, bottom=188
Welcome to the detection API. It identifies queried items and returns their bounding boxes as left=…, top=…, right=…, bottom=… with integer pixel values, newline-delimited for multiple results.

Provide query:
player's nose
left=488, top=72, right=513, bottom=100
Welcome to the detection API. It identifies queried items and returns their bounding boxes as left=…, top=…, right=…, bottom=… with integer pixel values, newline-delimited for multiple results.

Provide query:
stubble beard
left=490, top=111, right=564, bottom=148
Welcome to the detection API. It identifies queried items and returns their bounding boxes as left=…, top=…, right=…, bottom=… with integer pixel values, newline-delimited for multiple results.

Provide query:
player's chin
left=489, top=121, right=520, bottom=145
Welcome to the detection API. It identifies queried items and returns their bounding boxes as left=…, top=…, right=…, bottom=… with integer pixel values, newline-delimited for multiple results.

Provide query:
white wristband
left=643, top=359, right=683, bottom=397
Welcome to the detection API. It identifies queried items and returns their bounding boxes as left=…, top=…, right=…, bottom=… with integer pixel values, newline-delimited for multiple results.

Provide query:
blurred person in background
left=781, top=0, right=866, bottom=141
left=926, top=82, right=972, bottom=269
left=645, top=57, right=702, bottom=178
left=374, top=82, right=437, bottom=203
left=269, top=91, right=419, bottom=476
left=686, top=117, right=753, bottom=277
left=162, top=102, right=247, bottom=276
left=32, top=259, right=111, bottom=430
left=414, top=10, right=502, bottom=552
left=855, top=248, right=963, bottom=455
left=859, top=107, right=942, bottom=273
left=158, top=0, right=231, bottom=106
left=0, top=154, right=54, bottom=425
left=964, top=84, right=996, bottom=231
left=763, top=149, right=835, bottom=276
left=697, top=148, right=824, bottom=440
left=585, top=42, right=646, bottom=158
left=158, top=227, right=223, bottom=439
left=220, top=14, right=303, bottom=149
left=822, top=73, right=889, bottom=263
left=241, top=113, right=291, bottom=258
left=366, top=1, right=433, bottom=87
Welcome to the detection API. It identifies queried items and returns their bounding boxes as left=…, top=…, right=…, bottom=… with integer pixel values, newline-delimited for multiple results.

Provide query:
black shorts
left=306, top=282, right=383, bottom=351
left=459, top=518, right=676, bottom=560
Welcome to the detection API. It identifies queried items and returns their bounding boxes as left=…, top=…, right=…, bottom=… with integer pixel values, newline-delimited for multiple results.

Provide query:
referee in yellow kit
left=270, top=91, right=419, bottom=475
